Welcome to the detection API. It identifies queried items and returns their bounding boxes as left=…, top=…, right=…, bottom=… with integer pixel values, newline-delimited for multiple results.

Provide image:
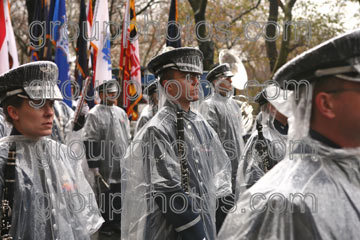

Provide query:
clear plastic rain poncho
left=199, top=88, right=245, bottom=192
left=235, top=86, right=291, bottom=198
left=51, top=100, right=74, bottom=143
left=0, top=108, right=11, bottom=138
left=235, top=108, right=287, bottom=198
left=218, top=30, right=360, bottom=240
left=134, top=104, right=156, bottom=135
left=121, top=94, right=232, bottom=239
left=82, top=104, right=131, bottom=184
left=0, top=136, right=104, bottom=239
left=135, top=80, right=159, bottom=135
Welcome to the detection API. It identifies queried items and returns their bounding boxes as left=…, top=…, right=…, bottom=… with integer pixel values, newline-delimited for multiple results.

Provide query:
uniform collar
left=10, top=127, right=22, bottom=136
left=164, top=100, right=197, bottom=119
left=310, top=129, right=341, bottom=149
left=273, top=119, right=288, bottom=135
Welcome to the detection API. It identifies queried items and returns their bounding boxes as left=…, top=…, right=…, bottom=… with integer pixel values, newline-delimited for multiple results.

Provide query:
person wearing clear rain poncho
left=198, top=63, right=245, bottom=232
left=121, top=47, right=232, bottom=240
left=134, top=80, right=159, bottom=135
left=82, top=80, right=131, bottom=234
left=0, top=61, right=103, bottom=239
left=0, top=107, right=12, bottom=138
left=218, top=29, right=360, bottom=240
left=236, top=85, right=290, bottom=198
left=50, top=100, right=74, bottom=143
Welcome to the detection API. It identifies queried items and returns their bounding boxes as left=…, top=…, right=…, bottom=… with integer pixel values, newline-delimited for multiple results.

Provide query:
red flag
left=120, top=0, right=142, bottom=120
left=0, top=0, right=19, bottom=74
left=0, top=0, right=8, bottom=74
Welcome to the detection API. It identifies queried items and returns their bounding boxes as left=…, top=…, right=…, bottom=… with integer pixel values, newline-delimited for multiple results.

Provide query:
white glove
left=90, top=168, right=100, bottom=176
left=80, top=102, right=90, bottom=116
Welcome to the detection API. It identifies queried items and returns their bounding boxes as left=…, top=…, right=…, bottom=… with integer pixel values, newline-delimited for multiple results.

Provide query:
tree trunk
left=265, top=0, right=279, bottom=73
left=272, top=0, right=297, bottom=73
left=188, top=0, right=214, bottom=71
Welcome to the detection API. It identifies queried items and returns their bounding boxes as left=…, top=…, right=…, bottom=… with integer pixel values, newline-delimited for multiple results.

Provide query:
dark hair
left=311, top=76, right=345, bottom=122
left=2, top=96, right=24, bottom=123
left=313, top=76, right=345, bottom=96
left=159, top=69, right=177, bottom=86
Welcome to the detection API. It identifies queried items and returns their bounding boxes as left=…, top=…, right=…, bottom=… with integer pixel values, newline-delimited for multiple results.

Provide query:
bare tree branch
left=109, top=0, right=115, bottom=22
left=288, top=0, right=297, bottom=10
left=230, top=0, right=262, bottom=25
left=272, top=0, right=298, bottom=73
left=288, top=41, right=304, bottom=53
left=277, top=0, right=285, bottom=11
left=199, top=0, right=207, bottom=16
left=142, top=31, right=157, bottom=65
left=136, top=0, right=161, bottom=16
left=153, top=39, right=166, bottom=57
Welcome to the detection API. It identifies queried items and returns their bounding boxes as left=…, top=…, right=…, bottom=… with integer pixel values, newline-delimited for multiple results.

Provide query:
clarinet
left=176, top=109, right=191, bottom=194
left=1, top=143, right=16, bottom=240
left=255, top=121, right=271, bottom=173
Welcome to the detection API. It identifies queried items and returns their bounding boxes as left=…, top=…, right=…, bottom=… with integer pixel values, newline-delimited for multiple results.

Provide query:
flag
left=166, top=0, right=181, bottom=48
left=75, top=0, right=95, bottom=108
left=53, top=0, right=71, bottom=107
left=86, top=0, right=96, bottom=108
left=27, top=0, right=51, bottom=61
left=75, top=0, right=89, bottom=91
left=120, top=0, right=142, bottom=120
left=43, top=0, right=55, bottom=60
left=0, top=0, right=19, bottom=74
left=0, top=0, right=9, bottom=74
left=86, top=0, right=93, bottom=38
left=86, top=0, right=93, bottom=70
left=91, top=0, right=112, bottom=97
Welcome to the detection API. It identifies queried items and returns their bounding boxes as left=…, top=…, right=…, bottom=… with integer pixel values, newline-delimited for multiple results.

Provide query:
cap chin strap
left=335, top=74, right=360, bottom=82
left=314, top=65, right=360, bottom=82
left=5, top=89, right=24, bottom=98
left=0, top=89, right=29, bottom=104
left=314, top=65, right=354, bottom=77
left=16, top=94, right=29, bottom=99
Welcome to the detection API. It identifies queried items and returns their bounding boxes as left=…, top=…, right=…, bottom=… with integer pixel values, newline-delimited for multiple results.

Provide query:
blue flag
left=53, top=0, right=71, bottom=107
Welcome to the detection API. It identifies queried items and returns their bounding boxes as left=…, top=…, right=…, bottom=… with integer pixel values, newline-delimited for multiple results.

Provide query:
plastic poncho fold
left=134, top=104, right=155, bottom=135
left=82, top=104, right=131, bottom=184
left=236, top=107, right=287, bottom=198
left=199, top=92, right=245, bottom=192
left=219, top=137, right=360, bottom=240
left=51, top=100, right=74, bottom=143
left=0, top=108, right=11, bottom=138
left=121, top=100, right=232, bottom=240
left=0, top=136, right=103, bottom=239
left=219, top=77, right=360, bottom=239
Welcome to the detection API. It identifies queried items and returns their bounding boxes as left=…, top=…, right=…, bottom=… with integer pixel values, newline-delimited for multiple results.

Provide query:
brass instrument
left=219, top=49, right=248, bottom=90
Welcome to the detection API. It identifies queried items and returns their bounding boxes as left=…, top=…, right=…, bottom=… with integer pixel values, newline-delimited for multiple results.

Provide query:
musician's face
left=8, top=99, right=54, bottom=138
left=214, top=76, right=233, bottom=96
left=165, top=70, right=200, bottom=103
left=325, top=80, right=360, bottom=147
left=100, top=91, right=117, bottom=106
